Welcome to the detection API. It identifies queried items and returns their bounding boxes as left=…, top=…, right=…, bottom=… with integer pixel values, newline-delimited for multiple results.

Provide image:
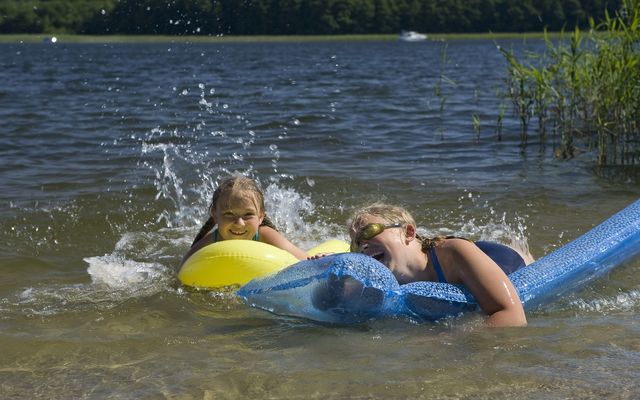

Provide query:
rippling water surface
left=1, top=39, right=638, bottom=399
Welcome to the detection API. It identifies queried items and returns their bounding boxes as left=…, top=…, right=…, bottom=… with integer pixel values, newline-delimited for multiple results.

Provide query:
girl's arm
left=181, top=231, right=213, bottom=263
left=259, top=226, right=309, bottom=260
left=444, top=239, right=527, bottom=327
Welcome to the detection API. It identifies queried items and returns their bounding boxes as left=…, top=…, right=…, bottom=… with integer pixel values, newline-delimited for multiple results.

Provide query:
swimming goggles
left=350, top=223, right=404, bottom=252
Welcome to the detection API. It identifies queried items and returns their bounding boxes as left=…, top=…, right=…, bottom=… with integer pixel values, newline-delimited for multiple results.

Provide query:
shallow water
left=0, top=39, right=639, bottom=399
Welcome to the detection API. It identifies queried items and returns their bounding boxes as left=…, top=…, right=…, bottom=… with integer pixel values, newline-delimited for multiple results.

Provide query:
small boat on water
left=399, top=30, right=427, bottom=42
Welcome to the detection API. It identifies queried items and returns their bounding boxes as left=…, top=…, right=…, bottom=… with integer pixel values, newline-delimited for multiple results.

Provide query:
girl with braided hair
left=184, top=175, right=308, bottom=261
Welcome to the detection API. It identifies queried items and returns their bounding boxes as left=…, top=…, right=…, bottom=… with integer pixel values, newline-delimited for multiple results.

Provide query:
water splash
left=67, top=232, right=180, bottom=312
left=141, top=140, right=212, bottom=228
left=85, top=254, right=172, bottom=293
left=416, top=191, right=533, bottom=261
left=263, top=182, right=314, bottom=236
left=138, top=82, right=276, bottom=229
left=76, top=80, right=343, bottom=301
left=570, top=290, right=640, bottom=313
left=1, top=258, right=173, bottom=318
left=135, top=81, right=341, bottom=246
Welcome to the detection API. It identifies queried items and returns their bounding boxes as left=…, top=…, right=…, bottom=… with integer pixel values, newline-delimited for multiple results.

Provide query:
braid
left=260, top=215, right=278, bottom=231
left=191, top=216, right=215, bottom=247
left=416, top=235, right=455, bottom=253
left=417, top=234, right=446, bottom=252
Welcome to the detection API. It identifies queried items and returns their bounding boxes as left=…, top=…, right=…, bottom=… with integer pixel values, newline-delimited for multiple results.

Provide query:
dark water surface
left=1, top=40, right=638, bottom=399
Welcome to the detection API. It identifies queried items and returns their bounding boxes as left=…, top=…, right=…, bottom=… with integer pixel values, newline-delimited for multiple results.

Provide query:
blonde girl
left=184, top=175, right=308, bottom=260
left=349, top=203, right=530, bottom=327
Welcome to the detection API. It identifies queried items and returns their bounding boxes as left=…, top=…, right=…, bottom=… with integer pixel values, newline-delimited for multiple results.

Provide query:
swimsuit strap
left=428, top=247, right=448, bottom=283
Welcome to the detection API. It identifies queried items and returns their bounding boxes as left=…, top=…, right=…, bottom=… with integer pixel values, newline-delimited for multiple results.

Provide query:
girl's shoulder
left=440, top=237, right=485, bottom=267
left=440, top=236, right=474, bottom=250
left=258, top=225, right=281, bottom=239
left=183, top=230, right=215, bottom=261
left=258, top=225, right=308, bottom=260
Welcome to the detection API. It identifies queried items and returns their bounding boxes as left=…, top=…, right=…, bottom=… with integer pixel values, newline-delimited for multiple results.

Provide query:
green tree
left=372, top=0, right=399, bottom=33
left=0, top=0, right=628, bottom=35
left=563, top=0, right=587, bottom=25
left=0, top=1, right=42, bottom=33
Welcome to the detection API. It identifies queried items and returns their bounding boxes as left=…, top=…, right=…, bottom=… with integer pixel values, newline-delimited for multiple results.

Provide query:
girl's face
left=212, top=190, right=264, bottom=241
left=351, top=215, right=411, bottom=278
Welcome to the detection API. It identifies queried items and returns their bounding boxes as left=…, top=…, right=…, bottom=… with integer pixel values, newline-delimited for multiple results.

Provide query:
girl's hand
left=307, top=252, right=334, bottom=260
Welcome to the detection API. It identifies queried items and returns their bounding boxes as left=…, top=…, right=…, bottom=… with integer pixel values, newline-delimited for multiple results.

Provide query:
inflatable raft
left=237, top=200, right=640, bottom=323
left=178, top=239, right=349, bottom=288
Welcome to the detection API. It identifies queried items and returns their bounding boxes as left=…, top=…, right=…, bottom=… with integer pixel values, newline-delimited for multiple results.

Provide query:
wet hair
left=348, top=202, right=445, bottom=252
left=191, top=175, right=277, bottom=247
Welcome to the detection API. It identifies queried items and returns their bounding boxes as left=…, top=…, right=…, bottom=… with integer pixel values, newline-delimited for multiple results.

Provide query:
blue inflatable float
left=237, top=200, right=640, bottom=324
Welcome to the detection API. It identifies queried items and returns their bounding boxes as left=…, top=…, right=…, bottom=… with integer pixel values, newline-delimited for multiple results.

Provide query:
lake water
left=1, top=39, right=639, bottom=399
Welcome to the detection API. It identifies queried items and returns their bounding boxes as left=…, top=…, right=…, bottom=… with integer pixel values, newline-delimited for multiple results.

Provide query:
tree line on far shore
left=0, top=0, right=622, bottom=35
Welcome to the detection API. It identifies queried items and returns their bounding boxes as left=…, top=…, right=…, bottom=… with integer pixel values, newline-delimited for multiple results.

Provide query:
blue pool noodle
left=237, top=200, right=640, bottom=323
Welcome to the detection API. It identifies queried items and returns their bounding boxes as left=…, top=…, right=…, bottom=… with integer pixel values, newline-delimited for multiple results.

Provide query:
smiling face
left=349, top=204, right=425, bottom=284
left=350, top=214, right=412, bottom=275
left=212, top=189, right=264, bottom=241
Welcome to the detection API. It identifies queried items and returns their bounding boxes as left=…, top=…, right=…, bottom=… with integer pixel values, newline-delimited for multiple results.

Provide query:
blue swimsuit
left=427, top=240, right=526, bottom=283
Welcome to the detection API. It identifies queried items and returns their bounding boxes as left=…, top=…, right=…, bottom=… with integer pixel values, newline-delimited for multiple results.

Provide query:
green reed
left=500, top=0, right=640, bottom=166
left=472, top=114, right=481, bottom=140
left=435, top=43, right=457, bottom=140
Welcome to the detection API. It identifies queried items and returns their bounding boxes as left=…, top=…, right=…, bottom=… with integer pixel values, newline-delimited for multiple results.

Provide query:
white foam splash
left=417, top=207, right=533, bottom=262
left=263, top=182, right=314, bottom=235
left=570, top=289, right=640, bottom=313
left=5, top=260, right=173, bottom=317
left=84, top=254, right=172, bottom=293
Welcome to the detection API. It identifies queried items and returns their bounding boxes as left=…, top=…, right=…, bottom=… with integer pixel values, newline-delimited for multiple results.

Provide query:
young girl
left=349, top=203, right=530, bottom=327
left=184, top=175, right=308, bottom=261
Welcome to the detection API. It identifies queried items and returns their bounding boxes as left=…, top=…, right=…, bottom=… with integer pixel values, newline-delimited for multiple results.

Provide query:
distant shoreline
left=0, top=32, right=558, bottom=44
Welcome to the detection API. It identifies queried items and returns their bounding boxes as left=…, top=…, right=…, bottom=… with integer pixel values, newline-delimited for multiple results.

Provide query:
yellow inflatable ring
left=307, top=239, right=350, bottom=256
left=178, top=239, right=349, bottom=289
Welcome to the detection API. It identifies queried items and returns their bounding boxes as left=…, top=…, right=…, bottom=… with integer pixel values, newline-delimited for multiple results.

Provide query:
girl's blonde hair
left=190, top=175, right=276, bottom=246
left=349, top=203, right=416, bottom=234
left=349, top=203, right=445, bottom=251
